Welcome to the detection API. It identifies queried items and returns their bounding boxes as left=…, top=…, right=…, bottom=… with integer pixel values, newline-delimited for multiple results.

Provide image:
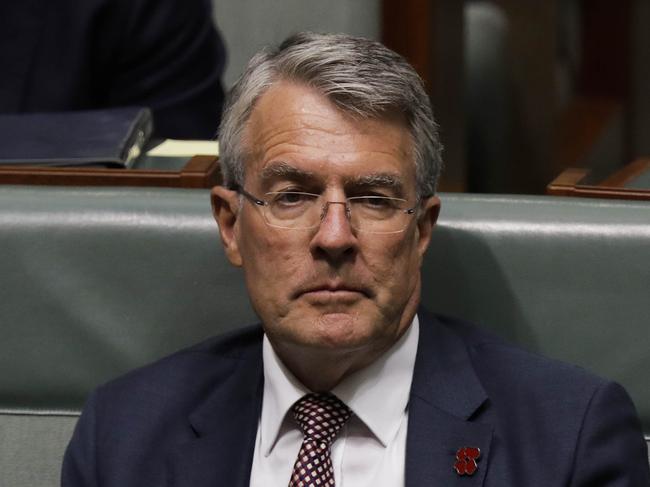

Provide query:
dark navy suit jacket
left=62, top=311, right=650, bottom=486
left=0, top=0, right=225, bottom=139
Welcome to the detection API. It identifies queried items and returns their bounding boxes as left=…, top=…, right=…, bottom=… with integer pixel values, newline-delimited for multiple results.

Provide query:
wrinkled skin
left=212, top=81, right=440, bottom=390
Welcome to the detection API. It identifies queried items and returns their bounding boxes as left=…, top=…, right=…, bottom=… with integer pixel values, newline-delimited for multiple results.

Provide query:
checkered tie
left=288, top=392, right=353, bottom=487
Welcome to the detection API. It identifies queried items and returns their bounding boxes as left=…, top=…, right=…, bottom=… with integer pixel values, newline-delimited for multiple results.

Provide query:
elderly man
left=62, top=33, right=649, bottom=486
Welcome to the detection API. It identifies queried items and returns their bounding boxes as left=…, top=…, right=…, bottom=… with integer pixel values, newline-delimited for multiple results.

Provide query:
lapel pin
left=454, top=447, right=481, bottom=476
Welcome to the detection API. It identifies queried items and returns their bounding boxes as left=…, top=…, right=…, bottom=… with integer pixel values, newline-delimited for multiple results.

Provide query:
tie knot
left=292, top=393, right=352, bottom=446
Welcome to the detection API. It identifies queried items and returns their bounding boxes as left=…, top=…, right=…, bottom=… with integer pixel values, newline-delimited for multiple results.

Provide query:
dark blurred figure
left=0, top=0, right=226, bottom=139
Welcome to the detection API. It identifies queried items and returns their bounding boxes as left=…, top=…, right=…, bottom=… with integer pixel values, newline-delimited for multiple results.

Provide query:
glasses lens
left=349, top=196, right=410, bottom=233
left=265, top=192, right=320, bottom=228
left=262, top=192, right=414, bottom=233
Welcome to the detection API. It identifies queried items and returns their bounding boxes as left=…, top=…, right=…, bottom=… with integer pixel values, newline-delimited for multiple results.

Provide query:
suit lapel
left=167, top=335, right=264, bottom=487
left=165, top=314, right=493, bottom=486
left=406, top=312, right=493, bottom=486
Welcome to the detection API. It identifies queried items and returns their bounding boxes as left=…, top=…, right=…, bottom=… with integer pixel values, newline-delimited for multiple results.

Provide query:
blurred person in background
left=0, top=0, right=226, bottom=139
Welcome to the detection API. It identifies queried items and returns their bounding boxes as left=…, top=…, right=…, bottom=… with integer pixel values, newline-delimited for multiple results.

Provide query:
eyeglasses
left=235, top=187, right=419, bottom=234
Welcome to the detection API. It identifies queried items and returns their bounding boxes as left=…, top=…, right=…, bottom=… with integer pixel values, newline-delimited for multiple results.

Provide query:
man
left=62, top=33, right=649, bottom=486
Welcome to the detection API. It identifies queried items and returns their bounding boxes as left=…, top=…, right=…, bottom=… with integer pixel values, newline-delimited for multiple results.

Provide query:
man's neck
left=273, top=345, right=383, bottom=392
left=269, top=326, right=414, bottom=392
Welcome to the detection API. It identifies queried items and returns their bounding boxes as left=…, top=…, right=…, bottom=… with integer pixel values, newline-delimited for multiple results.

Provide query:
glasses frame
left=234, top=186, right=420, bottom=234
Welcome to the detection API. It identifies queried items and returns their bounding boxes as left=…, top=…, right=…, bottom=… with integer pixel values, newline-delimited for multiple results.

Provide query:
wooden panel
left=497, top=0, right=559, bottom=192
left=547, top=159, right=650, bottom=200
left=600, top=158, right=650, bottom=187
left=0, top=155, right=222, bottom=189
left=556, top=96, right=622, bottom=168
left=558, top=1, right=634, bottom=172
left=577, top=0, right=631, bottom=99
left=382, top=0, right=432, bottom=87
left=382, top=0, right=465, bottom=192
left=428, top=1, right=465, bottom=192
left=383, top=1, right=641, bottom=194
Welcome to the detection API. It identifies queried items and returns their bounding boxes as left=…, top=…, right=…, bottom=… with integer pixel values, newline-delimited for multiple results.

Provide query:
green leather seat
left=1, top=186, right=648, bottom=484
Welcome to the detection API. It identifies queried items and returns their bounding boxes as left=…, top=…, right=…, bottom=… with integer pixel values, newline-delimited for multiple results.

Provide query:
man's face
left=213, top=81, right=439, bottom=364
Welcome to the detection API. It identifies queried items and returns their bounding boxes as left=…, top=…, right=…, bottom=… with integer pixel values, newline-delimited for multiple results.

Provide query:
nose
left=310, top=201, right=357, bottom=261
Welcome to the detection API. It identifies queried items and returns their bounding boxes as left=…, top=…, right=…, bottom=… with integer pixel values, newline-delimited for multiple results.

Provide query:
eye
left=269, top=191, right=315, bottom=206
left=354, top=196, right=397, bottom=209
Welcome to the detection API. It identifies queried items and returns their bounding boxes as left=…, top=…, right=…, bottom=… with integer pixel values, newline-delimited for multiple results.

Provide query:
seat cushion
left=0, top=410, right=79, bottom=486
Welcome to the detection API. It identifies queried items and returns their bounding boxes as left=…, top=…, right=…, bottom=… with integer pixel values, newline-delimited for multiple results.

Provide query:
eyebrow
left=259, top=162, right=406, bottom=195
left=346, top=173, right=405, bottom=195
left=259, top=161, right=316, bottom=183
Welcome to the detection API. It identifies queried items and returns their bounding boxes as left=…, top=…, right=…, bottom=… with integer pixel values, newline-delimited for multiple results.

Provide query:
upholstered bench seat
left=1, top=186, right=648, bottom=485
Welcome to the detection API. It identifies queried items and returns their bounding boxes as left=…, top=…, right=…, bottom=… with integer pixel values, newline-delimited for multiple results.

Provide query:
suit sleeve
left=61, top=392, right=99, bottom=487
left=569, top=381, right=650, bottom=486
left=99, top=0, right=226, bottom=139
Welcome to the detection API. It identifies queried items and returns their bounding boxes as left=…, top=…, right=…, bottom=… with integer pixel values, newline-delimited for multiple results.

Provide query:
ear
left=415, top=195, right=441, bottom=258
left=211, top=185, right=243, bottom=267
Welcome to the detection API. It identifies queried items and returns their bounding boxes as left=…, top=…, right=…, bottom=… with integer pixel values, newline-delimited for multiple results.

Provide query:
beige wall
left=212, top=0, right=381, bottom=87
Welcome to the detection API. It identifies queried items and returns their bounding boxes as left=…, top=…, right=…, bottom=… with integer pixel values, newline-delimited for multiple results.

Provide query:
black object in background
left=0, top=0, right=225, bottom=140
left=0, top=107, right=153, bottom=168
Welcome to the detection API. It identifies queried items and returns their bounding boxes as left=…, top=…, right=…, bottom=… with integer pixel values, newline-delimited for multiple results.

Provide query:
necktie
left=288, top=392, right=353, bottom=487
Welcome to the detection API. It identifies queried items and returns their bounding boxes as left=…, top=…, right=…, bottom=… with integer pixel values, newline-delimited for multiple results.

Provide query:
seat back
left=1, top=186, right=648, bottom=483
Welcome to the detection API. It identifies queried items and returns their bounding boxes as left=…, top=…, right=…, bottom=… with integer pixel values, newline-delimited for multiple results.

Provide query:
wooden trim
left=600, top=158, right=650, bottom=187
left=0, top=155, right=222, bottom=189
left=547, top=167, right=589, bottom=191
left=547, top=164, right=650, bottom=200
left=547, top=184, right=650, bottom=201
left=178, top=155, right=223, bottom=188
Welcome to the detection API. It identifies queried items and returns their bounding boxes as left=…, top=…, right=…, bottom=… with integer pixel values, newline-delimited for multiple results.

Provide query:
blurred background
left=213, top=0, right=650, bottom=194
left=2, top=0, right=648, bottom=194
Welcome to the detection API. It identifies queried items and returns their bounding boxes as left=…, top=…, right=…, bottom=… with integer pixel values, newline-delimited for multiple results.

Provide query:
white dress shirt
left=249, top=316, right=419, bottom=486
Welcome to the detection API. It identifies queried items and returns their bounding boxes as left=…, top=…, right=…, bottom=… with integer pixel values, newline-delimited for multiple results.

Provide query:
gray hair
left=218, top=32, right=443, bottom=197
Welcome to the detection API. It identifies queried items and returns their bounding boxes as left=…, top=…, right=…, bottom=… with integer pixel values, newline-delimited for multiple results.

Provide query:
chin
left=304, top=311, right=376, bottom=350
left=265, top=303, right=385, bottom=352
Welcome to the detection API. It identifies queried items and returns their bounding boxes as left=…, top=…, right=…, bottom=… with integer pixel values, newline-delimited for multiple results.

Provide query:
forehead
left=242, top=81, right=416, bottom=189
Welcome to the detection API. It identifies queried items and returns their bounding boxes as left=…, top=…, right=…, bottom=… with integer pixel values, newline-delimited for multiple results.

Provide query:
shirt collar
left=259, top=334, right=310, bottom=456
left=259, top=315, right=419, bottom=454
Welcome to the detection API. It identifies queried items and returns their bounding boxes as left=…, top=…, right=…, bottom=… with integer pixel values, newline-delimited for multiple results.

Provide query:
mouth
left=294, top=282, right=371, bottom=301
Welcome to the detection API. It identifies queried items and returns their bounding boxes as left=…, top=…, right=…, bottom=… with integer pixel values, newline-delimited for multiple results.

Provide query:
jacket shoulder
left=428, top=311, right=608, bottom=390
left=93, top=324, right=263, bottom=409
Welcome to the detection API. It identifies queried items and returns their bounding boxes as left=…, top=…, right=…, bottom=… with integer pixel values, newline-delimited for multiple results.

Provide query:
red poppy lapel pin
left=454, top=447, right=481, bottom=476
